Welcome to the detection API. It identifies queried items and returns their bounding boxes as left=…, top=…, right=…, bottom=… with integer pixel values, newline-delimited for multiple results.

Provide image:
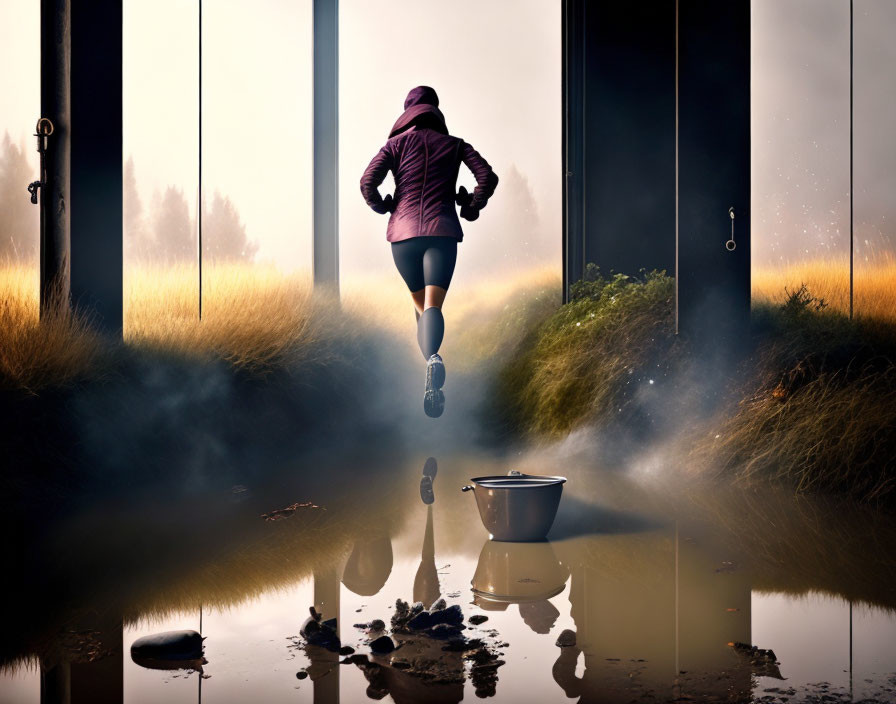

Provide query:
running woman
left=360, top=86, right=499, bottom=418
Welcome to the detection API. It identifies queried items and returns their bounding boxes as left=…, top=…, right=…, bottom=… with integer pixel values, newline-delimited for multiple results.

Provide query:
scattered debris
left=468, top=614, right=489, bottom=625
left=730, top=641, right=784, bottom=679
left=261, top=501, right=325, bottom=521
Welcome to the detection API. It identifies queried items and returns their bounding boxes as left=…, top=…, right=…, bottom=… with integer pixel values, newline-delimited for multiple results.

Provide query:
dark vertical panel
left=678, top=0, right=751, bottom=346
left=40, top=0, right=71, bottom=311
left=562, top=0, right=585, bottom=301
left=69, top=0, right=123, bottom=333
left=313, top=0, right=339, bottom=290
left=582, top=0, right=675, bottom=280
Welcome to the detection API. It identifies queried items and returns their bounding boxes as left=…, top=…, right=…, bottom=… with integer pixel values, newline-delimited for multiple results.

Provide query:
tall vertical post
left=312, top=570, right=340, bottom=704
left=40, top=0, right=71, bottom=313
left=562, top=0, right=585, bottom=302
left=69, top=0, right=123, bottom=333
left=313, top=0, right=339, bottom=291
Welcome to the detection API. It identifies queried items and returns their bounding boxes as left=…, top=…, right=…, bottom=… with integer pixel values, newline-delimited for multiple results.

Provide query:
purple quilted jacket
left=360, top=86, right=499, bottom=243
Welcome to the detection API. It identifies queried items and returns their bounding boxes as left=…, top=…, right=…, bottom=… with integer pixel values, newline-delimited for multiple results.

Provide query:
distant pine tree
left=201, top=190, right=258, bottom=263
left=153, top=185, right=194, bottom=263
left=123, top=156, right=153, bottom=262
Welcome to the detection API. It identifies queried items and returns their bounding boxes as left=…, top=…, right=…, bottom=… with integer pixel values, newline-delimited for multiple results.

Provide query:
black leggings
left=390, top=236, right=458, bottom=292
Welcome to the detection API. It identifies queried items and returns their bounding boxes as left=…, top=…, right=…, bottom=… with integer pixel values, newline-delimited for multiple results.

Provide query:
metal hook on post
left=28, top=118, right=54, bottom=205
left=725, top=206, right=736, bottom=251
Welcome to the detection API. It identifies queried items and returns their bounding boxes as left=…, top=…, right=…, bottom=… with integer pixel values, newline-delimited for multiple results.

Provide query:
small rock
left=369, top=636, right=396, bottom=654
left=131, top=630, right=205, bottom=661
left=556, top=629, right=577, bottom=647
left=296, top=671, right=308, bottom=680
left=339, top=646, right=355, bottom=655
left=369, top=619, right=385, bottom=631
left=430, top=623, right=464, bottom=639
left=431, top=605, right=464, bottom=626
left=430, top=598, right=447, bottom=611
left=408, top=611, right=433, bottom=630
left=468, top=615, right=489, bottom=625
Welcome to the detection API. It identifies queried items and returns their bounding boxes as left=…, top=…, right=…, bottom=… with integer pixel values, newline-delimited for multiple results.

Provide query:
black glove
left=456, top=186, right=479, bottom=221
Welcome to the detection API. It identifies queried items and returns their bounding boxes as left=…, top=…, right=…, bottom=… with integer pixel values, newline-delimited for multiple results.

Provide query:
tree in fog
left=152, top=185, right=194, bottom=263
left=499, top=164, right=540, bottom=248
left=464, top=163, right=542, bottom=278
left=0, top=132, right=39, bottom=261
left=201, top=190, right=258, bottom=263
left=123, top=156, right=153, bottom=262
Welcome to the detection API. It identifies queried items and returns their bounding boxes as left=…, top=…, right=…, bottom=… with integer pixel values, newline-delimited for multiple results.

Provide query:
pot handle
left=461, top=485, right=474, bottom=492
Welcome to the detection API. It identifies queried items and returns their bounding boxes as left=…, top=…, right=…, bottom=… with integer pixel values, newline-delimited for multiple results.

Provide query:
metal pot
left=461, top=470, right=566, bottom=541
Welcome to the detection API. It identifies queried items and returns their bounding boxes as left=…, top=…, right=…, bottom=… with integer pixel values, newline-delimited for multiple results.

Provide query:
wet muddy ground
left=1, top=448, right=895, bottom=703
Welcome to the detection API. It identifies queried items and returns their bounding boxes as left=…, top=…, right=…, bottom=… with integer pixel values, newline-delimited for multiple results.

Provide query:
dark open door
left=562, top=0, right=750, bottom=348
left=677, top=0, right=751, bottom=347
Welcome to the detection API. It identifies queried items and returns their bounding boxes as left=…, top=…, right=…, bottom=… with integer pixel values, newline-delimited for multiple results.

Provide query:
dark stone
left=339, top=646, right=355, bottom=655
left=369, top=635, right=396, bottom=654
left=369, top=619, right=386, bottom=631
left=130, top=630, right=204, bottom=661
left=408, top=611, right=433, bottom=630
left=468, top=614, right=489, bottom=625
left=431, top=605, right=464, bottom=626
left=556, top=629, right=577, bottom=647
left=430, top=598, right=447, bottom=611
left=301, top=615, right=341, bottom=651
left=430, top=624, right=464, bottom=639
left=300, top=617, right=321, bottom=636
left=296, top=671, right=308, bottom=680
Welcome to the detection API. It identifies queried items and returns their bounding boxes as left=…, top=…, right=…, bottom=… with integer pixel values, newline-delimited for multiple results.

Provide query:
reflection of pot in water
left=461, top=471, right=566, bottom=541
left=342, top=533, right=393, bottom=596
left=471, top=539, right=570, bottom=605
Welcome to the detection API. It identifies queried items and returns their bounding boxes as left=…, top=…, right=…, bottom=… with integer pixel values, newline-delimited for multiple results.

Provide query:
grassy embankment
left=0, top=262, right=558, bottom=393
left=3, top=259, right=895, bottom=504
left=488, top=260, right=896, bottom=505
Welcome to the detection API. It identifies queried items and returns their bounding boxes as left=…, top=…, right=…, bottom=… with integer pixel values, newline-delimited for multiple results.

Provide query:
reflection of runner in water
left=361, top=86, right=499, bottom=417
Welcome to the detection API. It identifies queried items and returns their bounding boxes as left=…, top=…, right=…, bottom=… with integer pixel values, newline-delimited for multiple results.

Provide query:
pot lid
left=470, top=472, right=566, bottom=489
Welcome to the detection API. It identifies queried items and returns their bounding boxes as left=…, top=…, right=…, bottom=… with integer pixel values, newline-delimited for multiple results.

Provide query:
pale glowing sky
left=1, top=0, right=894, bottom=279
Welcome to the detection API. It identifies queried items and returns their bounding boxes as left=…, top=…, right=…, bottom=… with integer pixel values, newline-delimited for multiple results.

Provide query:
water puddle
left=1, top=452, right=895, bottom=703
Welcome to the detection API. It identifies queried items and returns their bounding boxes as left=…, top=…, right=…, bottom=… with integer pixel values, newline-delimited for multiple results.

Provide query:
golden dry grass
left=124, top=263, right=320, bottom=370
left=753, top=257, right=896, bottom=321
left=1, top=261, right=560, bottom=391
left=0, top=265, right=102, bottom=393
